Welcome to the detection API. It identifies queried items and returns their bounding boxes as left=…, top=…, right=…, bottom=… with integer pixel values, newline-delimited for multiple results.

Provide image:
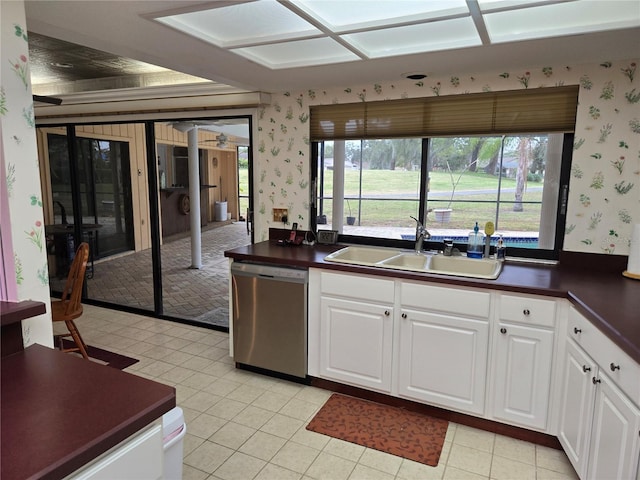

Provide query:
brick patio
left=76, top=222, right=250, bottom=328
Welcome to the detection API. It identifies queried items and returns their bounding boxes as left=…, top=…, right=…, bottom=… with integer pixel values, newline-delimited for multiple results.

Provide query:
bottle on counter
left=467, top=222, right=485, bottom=259
left=496, top=235, right=506, bottom=260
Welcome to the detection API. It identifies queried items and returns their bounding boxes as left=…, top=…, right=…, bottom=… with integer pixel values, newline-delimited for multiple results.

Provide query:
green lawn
left=240, top=167, right=543, bottom=232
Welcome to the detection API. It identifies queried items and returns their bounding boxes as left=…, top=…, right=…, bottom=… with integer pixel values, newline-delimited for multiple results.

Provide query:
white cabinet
left=68, top=422, right=163, bottom=480
left=320, top=296, right=394, bottom=392
left=588, top=372, right=640, bottom=480
left=490, top=294, right=556, bottom=430
left=557, top=338, right=595, bottom=474
left=398, top=281, right=490, bottom=415
left=558, top=307, right=640, bottom=480
left=315, top=270, right=395, bottom=393
left=308, top=267, right=639, bottom=479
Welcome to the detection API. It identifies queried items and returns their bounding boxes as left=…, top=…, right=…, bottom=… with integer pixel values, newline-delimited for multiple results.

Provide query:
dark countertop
left=1, top=300, right=48, bottom=358
left=225, top=241, right=640, bottom=364
left=0, top=300, right=46, bottom=326
left=1, top=344, right=176, bottom=480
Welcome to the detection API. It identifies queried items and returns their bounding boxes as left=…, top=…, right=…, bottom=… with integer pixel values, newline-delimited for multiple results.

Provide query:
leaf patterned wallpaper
left=1, top=1, right=53, bottom=347
left=255, top=58, right=639, bottom=257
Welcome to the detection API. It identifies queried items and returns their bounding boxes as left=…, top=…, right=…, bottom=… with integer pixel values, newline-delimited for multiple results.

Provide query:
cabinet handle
left=582, top=365, right=591, bottom=373
left=500, top=327, right=507, bottom=334
left=401, top=313, right=407, bottom=319
left=610, top=363, right=620, bottom=371
left=384, top=310, right=390, bottom=316
left=592, top=377, right=601, bottom=385
left=574, top=327, right=582, bottom=334
left=523, top=309, right=530, bottom=316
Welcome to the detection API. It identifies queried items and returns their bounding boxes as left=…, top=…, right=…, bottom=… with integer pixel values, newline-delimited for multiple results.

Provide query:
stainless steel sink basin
left=324, top=246, right=503, bottom=279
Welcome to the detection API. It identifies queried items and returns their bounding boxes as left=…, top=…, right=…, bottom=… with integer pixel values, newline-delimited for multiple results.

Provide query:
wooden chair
left=52, top=242, right=90, bottom=360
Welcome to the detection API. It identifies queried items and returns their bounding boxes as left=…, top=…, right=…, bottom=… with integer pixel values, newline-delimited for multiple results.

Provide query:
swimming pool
left=401, top=234, right=539, bottom=249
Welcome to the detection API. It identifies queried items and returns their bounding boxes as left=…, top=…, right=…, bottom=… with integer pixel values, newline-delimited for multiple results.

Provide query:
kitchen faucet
left=410, top=216, right=430, bottom=253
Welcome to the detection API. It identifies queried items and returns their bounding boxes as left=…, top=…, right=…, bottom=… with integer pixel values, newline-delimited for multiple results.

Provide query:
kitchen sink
left=380, top=253, right=429, bottom=270
left=324, top=246, right=503, bottom=279
left=426, top=255, right=503, bottom=279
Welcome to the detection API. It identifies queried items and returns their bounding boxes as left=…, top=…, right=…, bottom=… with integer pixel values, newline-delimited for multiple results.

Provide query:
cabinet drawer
left=320, top=271, right=395, bottom=303
left=499, top=294, right=556, bottom=327
left=401, top=281, right=490, bottom=318
left=568, top=307, right=640, bottom=406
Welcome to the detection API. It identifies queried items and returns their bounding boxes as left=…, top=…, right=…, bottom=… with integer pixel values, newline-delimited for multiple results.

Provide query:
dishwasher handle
left=231, top=262, right=308, bottom=283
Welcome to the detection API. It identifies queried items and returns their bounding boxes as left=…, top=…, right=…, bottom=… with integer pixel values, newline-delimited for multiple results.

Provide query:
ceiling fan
left=216, top=133, right=228, bottom=148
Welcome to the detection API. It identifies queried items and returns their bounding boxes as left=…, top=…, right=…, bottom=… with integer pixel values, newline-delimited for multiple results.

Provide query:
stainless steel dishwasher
left=231, top=262, right=308, bottom=378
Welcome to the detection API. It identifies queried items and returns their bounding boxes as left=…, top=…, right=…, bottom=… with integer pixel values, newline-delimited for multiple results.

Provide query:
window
left=310, top=87, right=577, bottom=259
left=237, top=145, right=250, bottom=220
left=314, top=133, right=571, bottom=259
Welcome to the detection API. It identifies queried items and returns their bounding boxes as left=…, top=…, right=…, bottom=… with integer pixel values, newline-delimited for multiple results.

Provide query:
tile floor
left=64, top=304, right=579, bottom=480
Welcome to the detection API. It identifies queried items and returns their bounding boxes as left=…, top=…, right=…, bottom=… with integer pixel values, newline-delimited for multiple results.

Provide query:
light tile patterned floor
left=64, top=304, right=579, bottom=480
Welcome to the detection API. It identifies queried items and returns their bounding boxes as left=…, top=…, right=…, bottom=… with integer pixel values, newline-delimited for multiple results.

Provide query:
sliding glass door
left=42, top=125, right=149, bottom=313
left=39, top=115, right=253, bottom=330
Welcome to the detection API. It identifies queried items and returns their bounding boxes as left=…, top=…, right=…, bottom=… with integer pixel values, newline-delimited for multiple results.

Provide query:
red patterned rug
left=306, top=393, right=448, bottom=467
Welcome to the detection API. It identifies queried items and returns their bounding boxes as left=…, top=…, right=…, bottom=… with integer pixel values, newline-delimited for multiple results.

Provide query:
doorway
left=39, top=115, right=253, bottom=330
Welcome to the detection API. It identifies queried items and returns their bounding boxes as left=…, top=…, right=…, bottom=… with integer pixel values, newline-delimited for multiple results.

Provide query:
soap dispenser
left=496, top=235, right=506, bottom=260
left=467, top=222, right=485, bottom=259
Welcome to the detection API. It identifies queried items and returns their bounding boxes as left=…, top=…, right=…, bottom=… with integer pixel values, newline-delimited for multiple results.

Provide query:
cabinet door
left=587, top=372, right=640, bottom=480
left=492, top=322, right=554, bottom=430
left=319, top=296, right=393, bottom=393
left=398, top=309, right=488, bottom=415
left=558, top=339, right=596, bottom=478
left=71, top=423, right=163, bottom=480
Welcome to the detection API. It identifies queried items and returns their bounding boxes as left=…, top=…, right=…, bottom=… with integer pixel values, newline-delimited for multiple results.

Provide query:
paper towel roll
left=627, top=223, right=640, bottom=274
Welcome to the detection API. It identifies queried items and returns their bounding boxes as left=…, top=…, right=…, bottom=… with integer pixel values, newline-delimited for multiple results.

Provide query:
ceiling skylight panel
left=292, top=0, right=469, bottom=31
left=231, top=37, right=360, bottom=69
left=477, top=0, right=562, bottom=10
left=342, top=17, right=481, bottom=58
left=155, top=1, right=320, bottom=48
left=483, top=1, right=640, bottom=43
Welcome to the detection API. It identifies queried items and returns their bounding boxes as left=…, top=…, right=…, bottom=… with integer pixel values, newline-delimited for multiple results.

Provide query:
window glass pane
left=317, top=139, right=422, bottom=239
left=427, top=137, right=502, bottom=233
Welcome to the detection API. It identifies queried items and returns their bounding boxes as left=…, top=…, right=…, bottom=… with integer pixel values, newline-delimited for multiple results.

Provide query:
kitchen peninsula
left=1, top=344, right=175, bottom=479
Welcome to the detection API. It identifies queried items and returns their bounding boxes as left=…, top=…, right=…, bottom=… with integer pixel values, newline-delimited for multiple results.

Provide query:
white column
left=332, top=141, right=346, bottom=233
left=188, top=127, right=202, bottom=269
left=539, top=134, right=562, bottom=249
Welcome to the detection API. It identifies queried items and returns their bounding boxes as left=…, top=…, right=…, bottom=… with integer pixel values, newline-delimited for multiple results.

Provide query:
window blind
left=310, top=85, right=579, bottom=140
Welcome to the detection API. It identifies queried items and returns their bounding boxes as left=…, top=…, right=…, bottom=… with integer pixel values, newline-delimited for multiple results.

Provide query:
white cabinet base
left=68, top=422, right=163, bottom=480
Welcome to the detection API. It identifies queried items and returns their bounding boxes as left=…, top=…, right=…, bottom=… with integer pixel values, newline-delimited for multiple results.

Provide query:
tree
left=481, top=137, right=504, bottom=175
left=513, top=137, right=531, bottom=212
